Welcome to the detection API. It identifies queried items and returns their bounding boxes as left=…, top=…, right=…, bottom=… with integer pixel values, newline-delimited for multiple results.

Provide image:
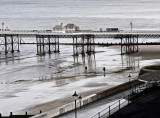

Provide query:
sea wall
left=30, top=80, right=141, bottom=118
left=139, top=65, right=160, bottom=76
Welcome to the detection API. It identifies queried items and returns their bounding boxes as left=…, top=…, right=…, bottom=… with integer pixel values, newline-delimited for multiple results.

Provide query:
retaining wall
left=30, top=80, right=141, bottom=118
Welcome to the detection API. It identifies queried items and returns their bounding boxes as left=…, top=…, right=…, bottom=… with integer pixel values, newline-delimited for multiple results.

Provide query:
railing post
left=119, top=100, right=120, bottom=110
left=98, top=112, right=100, bottom=118
left=109, top=106, right=110, bottom=117
left=10, top=112, right=12, bottom=116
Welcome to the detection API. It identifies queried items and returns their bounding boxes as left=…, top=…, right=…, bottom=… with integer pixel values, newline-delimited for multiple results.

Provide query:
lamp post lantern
left=72, top=91, right=78, bottom=118
left=78, top=95, right=82, bottom=109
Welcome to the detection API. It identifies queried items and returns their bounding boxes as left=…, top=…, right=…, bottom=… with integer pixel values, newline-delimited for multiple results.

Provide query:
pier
left=1, top=30, right=160, bottom=55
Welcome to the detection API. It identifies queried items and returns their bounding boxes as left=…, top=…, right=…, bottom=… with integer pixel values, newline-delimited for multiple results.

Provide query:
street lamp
left=78, top=95, right=82, bottom=109
left=72, top=91, right=78, bottom=118
left=130, top=22, right=132, bottom=31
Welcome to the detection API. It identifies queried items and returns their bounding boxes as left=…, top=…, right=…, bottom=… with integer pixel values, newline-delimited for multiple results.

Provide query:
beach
left=1, top=0, right=160, bottom=116
left=0, top=44, right=160, bottom=116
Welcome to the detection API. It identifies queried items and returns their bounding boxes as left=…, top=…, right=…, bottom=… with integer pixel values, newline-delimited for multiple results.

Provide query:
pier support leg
left=72, top=35, right=95, bottom=56
left=0, top=35, right=19, bottom=54
left=36, top=35, right=60, bottom=55
left=121, top=35, right=139, bottom=54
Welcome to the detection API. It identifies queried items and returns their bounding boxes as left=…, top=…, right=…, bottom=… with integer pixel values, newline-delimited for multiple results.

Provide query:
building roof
left=53, top=25, right=63, bottom=29
left=65, top=24, right=79, bottom=28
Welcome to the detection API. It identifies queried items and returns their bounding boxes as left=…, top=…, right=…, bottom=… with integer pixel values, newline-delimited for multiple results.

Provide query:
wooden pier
left=1, top=30, right=160, bottom=55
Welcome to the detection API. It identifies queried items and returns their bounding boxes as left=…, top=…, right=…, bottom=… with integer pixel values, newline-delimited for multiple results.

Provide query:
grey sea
left=0, top=0, right=160, bottom=116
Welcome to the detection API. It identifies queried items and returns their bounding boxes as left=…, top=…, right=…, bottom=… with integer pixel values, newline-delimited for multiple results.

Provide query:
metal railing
left=90, top=83, right=150, bottom=118
left=90, top=99, right=128, bottom=118
left=2, top=29, right=160, bottom=34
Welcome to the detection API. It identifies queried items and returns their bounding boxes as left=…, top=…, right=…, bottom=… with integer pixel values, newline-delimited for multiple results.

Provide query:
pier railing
left=2, top=29, right=160, bottom=34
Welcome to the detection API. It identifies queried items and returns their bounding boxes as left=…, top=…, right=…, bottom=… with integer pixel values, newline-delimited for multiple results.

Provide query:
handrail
left=1, top=29, right=160, bottom=34
left=91, top=83, right=148, bottom=118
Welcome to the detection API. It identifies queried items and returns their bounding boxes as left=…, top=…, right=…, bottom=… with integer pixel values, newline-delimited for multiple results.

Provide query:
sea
left=0, top=0, right=160, bottom=115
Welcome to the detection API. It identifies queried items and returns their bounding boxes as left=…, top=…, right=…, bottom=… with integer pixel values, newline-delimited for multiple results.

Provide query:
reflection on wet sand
left=73, top=53, right=96, bottom=73
left=121, top=55, right=140, bottom=72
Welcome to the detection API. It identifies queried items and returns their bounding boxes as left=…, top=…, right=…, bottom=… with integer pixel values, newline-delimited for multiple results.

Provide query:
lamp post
left=72, top=91, right=78, bottom=118
left=130, top=22, right=132, bottom=31
left=78, top=95, right=82, bottom=109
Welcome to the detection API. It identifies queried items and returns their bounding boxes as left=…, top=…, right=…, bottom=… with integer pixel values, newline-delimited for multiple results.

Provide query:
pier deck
left=0, top=30, right=160, bottom=55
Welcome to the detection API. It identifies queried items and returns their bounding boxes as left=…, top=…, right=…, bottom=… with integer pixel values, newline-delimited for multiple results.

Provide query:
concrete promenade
left=58, top=88, right=132, bottom=118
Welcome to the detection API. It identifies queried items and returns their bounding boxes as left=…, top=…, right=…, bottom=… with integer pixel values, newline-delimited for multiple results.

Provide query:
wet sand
left=1, top=44, right=160, bottom=116
left=24, top=85, right=114, bottom=114
left=131, top=45, right=160, bottom=60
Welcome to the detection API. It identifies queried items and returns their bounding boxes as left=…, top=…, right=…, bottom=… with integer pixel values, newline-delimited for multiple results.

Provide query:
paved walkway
left=58, top=88, right=132, bottom=118
left=111, top=89, right=160, bottom=118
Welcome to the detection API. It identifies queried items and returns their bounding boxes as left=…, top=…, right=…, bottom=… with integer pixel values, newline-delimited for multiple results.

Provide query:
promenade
left=58, top=87, right=131, bottom=118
